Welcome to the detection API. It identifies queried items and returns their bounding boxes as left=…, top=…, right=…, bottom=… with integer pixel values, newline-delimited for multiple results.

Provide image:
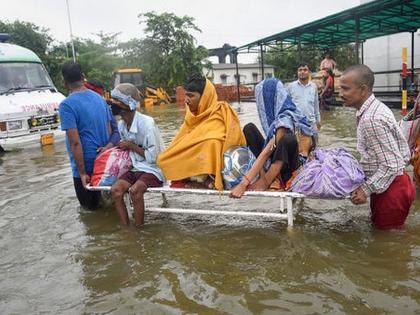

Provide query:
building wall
left=363, top=30, right=420, bottom=92
left=205, top=65, right=275, bottom=86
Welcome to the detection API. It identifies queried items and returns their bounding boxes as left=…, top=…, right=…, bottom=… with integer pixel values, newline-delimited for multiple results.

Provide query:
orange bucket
left=40, top=133, right=54, bottom=146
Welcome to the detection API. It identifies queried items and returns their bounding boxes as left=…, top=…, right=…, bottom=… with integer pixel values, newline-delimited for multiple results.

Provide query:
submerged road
left=0, top=103, right=419, bottom=314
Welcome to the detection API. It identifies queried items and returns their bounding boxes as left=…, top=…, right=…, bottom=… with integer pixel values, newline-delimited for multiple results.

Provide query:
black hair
left=87, top=78, right=104, bottom=89
left=323, top=51, right=333, bottom=58
left=184, top=73, right=206, bottom=95
left=342, top=64, right=374, bottom=90
left=297, top=62, right=311, bottom=71
left=61, top=62, right=83, bottom=83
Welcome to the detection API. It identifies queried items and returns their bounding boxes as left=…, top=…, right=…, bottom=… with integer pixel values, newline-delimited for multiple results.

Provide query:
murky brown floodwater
left=1, top=103, right=419, bottom=314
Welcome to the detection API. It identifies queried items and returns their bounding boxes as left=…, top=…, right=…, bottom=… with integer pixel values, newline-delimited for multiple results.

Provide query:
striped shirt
left=356, top=94, right=410, bottom=195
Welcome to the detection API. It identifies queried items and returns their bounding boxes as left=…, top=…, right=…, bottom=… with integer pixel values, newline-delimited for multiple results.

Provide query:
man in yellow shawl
left=157, top=73, right=246, bottom=190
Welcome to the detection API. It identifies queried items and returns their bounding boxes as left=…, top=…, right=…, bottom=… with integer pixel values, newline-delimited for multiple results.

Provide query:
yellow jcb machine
left=113, top=68, right=171, bottom=107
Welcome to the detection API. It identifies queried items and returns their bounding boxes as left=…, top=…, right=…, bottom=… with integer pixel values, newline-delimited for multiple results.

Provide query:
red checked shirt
left=356, top=94, right=411, bottom=196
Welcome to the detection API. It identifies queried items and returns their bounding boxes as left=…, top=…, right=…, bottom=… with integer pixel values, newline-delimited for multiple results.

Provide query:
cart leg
left=280, top=197, right=285, bottom=212
left=286, top=197, right=293, bottom=227
left=125, top=192, right=133, bottom=213
left=161, top=193, right=168, bottom=207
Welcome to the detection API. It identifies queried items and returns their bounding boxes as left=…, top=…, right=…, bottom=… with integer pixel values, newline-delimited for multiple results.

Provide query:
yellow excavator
left=112, top=68, right=172, bottom=107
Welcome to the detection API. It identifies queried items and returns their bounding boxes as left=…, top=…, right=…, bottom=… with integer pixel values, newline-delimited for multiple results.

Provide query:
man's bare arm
left=67, top=128, right=90, bottom=187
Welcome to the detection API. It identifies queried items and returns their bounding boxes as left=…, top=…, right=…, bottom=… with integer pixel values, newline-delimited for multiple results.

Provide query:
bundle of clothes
left=290, top=147, right=365, bottom=198
left=398, top=93, right=420, bottom=186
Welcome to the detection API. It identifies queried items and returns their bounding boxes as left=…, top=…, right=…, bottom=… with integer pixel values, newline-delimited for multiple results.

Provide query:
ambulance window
left=0, top=63, right=53, bottom=94
left=0, top=64, right=11, bottom=92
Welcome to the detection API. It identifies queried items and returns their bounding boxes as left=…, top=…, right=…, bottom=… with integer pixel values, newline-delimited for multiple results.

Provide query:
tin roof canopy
left=234, top=0, right=420, bottom=52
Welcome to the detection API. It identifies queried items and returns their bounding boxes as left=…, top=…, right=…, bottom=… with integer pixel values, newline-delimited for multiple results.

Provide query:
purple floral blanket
left=290, top=147, right=365, bottom=198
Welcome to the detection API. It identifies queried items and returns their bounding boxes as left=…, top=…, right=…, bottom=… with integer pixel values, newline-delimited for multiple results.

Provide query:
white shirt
left=118, top=112, right=165, bottom=182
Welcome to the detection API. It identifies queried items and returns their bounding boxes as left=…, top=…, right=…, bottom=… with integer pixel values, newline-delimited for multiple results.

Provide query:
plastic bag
left=91, top=147, right=132, bottom=186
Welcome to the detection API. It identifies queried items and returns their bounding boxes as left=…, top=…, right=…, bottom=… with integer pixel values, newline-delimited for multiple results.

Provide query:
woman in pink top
left=319, top=68, right=334, bottom=110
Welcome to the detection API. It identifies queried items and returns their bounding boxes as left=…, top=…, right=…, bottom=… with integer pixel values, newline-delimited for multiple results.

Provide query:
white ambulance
left=0, top=34, right=65, bottom=151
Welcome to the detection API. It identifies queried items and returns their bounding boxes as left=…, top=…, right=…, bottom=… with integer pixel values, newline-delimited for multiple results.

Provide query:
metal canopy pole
left=361, top=41, right=364, bottom=64
left=65, top=0, right=76, bottom=62
left=411, top=31, right=415, bottom=86
left=260, top=44, right=265, bottom=80
left=235, top=51, right=241, bottom=104
left=355, top=17, right=360, bottom=64
left=298, top=38, right=302, bottom=63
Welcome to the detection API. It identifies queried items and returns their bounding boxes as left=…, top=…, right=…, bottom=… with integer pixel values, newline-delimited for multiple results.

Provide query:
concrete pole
left=65, top=0, right=76, bottom=62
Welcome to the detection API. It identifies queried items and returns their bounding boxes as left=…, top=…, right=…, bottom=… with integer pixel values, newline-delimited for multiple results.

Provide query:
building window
left=252, top=72, right=258, bottom=83
left=265, top=73, right=273, bottom=78
left=233, top=74, right=238, bottom=83
left=220, top=74, right=227, bottom=85
left=234, top=74, right=245, bottom=84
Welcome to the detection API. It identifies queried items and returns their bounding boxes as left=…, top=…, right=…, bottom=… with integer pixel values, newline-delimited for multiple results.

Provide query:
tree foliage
left=123, top=12, right=207, bottom=89
left=264, top=44, right=358, bottom=81
left=1, top=17, right=359, bottom=93
left=0, top=20, right=67, bottom=90
left=0, top=20, right=52, bottom=59
left=1, top=13, right=207, bottom=93
left=76, top=32, right=123, bottom=89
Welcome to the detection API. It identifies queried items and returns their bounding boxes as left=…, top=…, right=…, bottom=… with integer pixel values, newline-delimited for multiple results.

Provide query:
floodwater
left=1, top=103, right=419, bottom=314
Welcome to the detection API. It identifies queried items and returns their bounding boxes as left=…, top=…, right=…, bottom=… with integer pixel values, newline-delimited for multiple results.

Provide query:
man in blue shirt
left=287, top=63, right=321, bottom=160
left=59, top=62, right=112, bottom=209
left=110, top=83, right=164, bottom=227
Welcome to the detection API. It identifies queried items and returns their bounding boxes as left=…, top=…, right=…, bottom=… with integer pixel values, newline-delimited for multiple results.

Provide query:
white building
left=363, top=30, right=420, bottom=93
left=204, top=63, right=275, bottom=86
left=360, top=0, right=420, bottom=94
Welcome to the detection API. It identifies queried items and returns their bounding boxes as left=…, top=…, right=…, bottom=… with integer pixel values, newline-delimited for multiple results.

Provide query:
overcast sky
left=1, top=0, right=360, bottom=62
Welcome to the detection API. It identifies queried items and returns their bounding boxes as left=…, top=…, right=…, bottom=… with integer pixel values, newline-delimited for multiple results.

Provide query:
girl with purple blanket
left=290, top=147, right=365, bottom=198
left=230, top=78, right=314, bottom=198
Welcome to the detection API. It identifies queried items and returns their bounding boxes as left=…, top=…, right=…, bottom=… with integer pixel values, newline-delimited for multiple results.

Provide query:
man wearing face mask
left=157, top=73, right=246, bottom=190
left=110, top=83, right=165, bottom=227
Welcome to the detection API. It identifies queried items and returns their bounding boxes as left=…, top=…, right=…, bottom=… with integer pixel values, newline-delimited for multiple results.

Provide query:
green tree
left=264, top=44, right=357, bottom=81
left=75, top=32, right=124, bottom=89
left=122, top=12, right=207, bottom=89
left=0, top=20, right=52, bottom=59
left=1, top=15, right=208, bottom=94
left=331, top=44, right=358, bottom=71
left=0, top=20, right=125, bottom=93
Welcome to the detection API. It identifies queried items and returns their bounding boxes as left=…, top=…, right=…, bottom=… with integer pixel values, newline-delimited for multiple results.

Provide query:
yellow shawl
left=157, top=79, right=246, bottom=190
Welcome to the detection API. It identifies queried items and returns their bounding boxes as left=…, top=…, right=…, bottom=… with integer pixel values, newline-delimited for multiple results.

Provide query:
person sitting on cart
left=230, top=77, right=315, bottom=198
left=110, top=83, right=165, bottom=227
left=157, top=73, right=246, bottom=190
